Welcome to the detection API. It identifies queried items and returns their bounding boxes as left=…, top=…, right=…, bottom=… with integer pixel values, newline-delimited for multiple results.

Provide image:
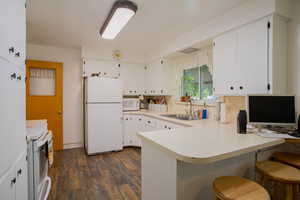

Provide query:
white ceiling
left=26, top=0, right=248, bottom=59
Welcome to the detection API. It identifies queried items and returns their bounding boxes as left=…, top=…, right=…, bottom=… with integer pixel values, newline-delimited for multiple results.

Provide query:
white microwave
left=123, top=98, right=140, bottom=111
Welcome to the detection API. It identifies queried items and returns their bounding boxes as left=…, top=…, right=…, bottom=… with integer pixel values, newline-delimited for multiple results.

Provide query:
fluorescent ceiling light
left=100, top=0, right=138, bottom=40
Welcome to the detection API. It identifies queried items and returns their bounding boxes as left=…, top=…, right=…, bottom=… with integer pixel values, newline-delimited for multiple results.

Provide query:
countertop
left=123, top=110, right=206, bottom=127
left=134, top=110, right=285, bottom=164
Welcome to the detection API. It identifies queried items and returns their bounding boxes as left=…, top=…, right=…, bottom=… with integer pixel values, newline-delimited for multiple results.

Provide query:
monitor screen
left=247, top=95, right=296, bottom=125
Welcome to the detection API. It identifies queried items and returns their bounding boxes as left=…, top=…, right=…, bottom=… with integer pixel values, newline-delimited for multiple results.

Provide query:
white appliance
left=123, top=98, right=140, bottom=111
left=26, top=120, right=52, bottom=200
left=84, top=77, right=123, bottom=155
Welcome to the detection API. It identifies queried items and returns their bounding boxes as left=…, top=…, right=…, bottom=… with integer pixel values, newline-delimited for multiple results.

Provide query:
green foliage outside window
left=182, top=65, right=213, bottom=100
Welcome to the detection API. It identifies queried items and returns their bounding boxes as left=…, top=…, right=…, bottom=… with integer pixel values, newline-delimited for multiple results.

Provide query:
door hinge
left=267, top=22, right=271, bottom=29
left=267, top=83, right=271, bottom=91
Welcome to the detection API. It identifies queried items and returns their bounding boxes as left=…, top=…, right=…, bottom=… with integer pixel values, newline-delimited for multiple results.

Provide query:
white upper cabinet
left=213, top=30, right=238, bottom=95
left=120, top=63, right=145, bottom=95
left=0, top=0, right=26, bottom=67
left=144, top=59, right=171, bottom=96
left=236, top=17, right=269, bottom=94
left=213, top=15, right=288, bottom=95
left=83, top=59, right=121, bottom=78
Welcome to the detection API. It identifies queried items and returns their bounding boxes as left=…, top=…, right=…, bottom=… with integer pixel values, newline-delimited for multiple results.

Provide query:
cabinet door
left=237, top=17, right=269, bottom=94
left=0, top=167, right=16, bottom=200
left=135, top=116, right=144, bottom=147
left=213, top=31, right=238, bottom=95
left=121, top=63, right=145, bottom=95
left=12, top=0, right=26, bottom=67
left=123, top=115, right=134, bottom=146
left=15, top=152, right=28, bottom=200
left=0, top=59, right=26, bottom=177
left=83, top=59, right=120, bottom=78
left=0, top=0, right=26, bottom=66
left=144, top=64, right=154, bottom=95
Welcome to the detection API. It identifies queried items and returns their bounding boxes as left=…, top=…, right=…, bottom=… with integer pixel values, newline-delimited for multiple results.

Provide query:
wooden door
left=26, top=60, right=63, bottom=150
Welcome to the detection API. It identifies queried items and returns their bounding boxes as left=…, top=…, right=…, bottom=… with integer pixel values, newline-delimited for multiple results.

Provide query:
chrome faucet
left=185, top=99, right=194, bottom=120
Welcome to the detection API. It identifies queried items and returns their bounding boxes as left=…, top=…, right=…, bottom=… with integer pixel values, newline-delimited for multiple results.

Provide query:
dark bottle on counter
left=237, top=110, right=247, bottom=134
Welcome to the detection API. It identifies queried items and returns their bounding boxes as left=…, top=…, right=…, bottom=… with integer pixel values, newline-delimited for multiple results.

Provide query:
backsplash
left=166, top=96, right=217, bottom=120
left=222, top=96, right=246, bottom=124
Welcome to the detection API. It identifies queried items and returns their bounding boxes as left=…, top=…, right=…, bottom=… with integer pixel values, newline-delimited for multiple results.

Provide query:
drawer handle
left=15, top=52, right=20, bottom=57
left=11, top=178, right=16, bottom=185
left=17, top=169, right=22, bottom=175
left=9, top=47, right=14, bottom=54
left=147, top=121, right=151, bottom=123
left=10, top=73, right=17, bottom=80
left=17, top=75, right=22, bottom=81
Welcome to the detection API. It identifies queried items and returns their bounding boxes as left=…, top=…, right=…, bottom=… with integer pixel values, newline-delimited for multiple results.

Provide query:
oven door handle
left=39, top=176, right=51, bottom=200
left=37, top=131, right=52, bottom=148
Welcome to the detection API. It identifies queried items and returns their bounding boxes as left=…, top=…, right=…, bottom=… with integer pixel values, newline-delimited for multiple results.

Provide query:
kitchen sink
left=160, top=114, right=196, bottom=121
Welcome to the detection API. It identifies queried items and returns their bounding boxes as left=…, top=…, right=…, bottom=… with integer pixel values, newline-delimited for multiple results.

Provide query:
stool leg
left=286, top=184, right=293, bottom=200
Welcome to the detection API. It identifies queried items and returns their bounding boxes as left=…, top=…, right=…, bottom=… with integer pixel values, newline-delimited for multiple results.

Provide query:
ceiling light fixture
left=100, top=0, right=138, bottom=40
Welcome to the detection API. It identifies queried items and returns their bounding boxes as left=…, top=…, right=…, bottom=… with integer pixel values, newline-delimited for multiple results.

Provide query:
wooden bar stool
left=256, top=161, right=300, bottom=200
left=213, top=176, right=270, bottom=200
left=272, top=152, right=300, bottom=169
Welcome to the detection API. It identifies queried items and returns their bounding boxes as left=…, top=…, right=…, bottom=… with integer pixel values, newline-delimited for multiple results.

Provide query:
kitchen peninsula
left=138, top=121, right=285, bottom=200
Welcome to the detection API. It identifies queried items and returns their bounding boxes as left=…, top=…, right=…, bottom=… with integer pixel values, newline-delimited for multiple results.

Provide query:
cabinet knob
left=139, top=118, right=142, bottom=121
left=9, top=47, right=14, bottom=54
left=147, top=121, right=151, bottom=123
left=17, top=169, right=22, bottom=175
left=164, top=125, right=167, bottom=128
left=15, top=52, right=20, bottom=57
left=10, top=73, right=16, bottom=80
left=11, top=178, right=16, bottom=185
left=17, top=75, right=22, bottom=81
left=230, top=86, right=234, bottom=90
left=239, top=86, right=243, bottom=90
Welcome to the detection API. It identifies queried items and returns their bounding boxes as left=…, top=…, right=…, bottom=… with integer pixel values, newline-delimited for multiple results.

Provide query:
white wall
left=26, top=44, right=83, bottom=149
left=81, top=46, right=145, bottom=64
left=288, top=0, right=300, bottom=113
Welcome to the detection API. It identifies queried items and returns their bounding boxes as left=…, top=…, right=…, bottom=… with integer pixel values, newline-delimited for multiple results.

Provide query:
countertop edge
left=123, top=112, right=195, bottom=127
left=138, top=133, right=285, bottom=164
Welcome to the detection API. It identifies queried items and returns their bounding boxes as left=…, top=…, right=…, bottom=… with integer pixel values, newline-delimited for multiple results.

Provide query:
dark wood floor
left=48, top=147, right=141, bottom=200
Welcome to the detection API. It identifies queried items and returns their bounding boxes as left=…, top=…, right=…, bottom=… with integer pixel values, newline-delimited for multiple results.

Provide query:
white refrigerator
left=84, top=77, right=123, bottom=155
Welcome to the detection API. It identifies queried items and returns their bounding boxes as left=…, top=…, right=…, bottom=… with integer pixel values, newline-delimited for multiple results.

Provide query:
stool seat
left=213, top=176, right=270, bottom=200
left=272, top=152, right=300, bottom=169
left=256, top=161, right=300, bottom=184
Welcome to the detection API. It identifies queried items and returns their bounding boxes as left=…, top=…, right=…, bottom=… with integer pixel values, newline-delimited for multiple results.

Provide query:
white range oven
left=123, top=98, right=140, bottom=111
left=26, top=120, right=52, bottom=200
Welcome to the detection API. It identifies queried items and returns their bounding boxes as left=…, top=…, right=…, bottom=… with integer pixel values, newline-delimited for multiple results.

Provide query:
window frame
left=180, top=64, right=215, bottom=103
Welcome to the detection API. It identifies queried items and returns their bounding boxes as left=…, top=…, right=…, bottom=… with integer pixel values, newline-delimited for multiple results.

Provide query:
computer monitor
left=246, top=95, right=296, bottom=126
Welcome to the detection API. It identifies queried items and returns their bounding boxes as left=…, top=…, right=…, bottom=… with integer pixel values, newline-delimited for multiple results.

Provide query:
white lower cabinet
left=0, top=59, right=26, bottom=178
left=123, top=115, right=144, bottom=147
left=0, top=167, right=15, bottom=200
left=0, top=152, right=27, bottom=200
left=123, top=114, right=186, bottom=147
left=15, top=153, right=28, bottom=200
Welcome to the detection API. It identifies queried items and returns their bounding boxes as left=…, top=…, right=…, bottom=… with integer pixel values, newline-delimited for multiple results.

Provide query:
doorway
left=26, top=60, right=63, bottom=150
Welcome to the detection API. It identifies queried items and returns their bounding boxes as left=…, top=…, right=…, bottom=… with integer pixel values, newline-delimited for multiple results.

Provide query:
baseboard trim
left=63, top=143, right=83, bottom=150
